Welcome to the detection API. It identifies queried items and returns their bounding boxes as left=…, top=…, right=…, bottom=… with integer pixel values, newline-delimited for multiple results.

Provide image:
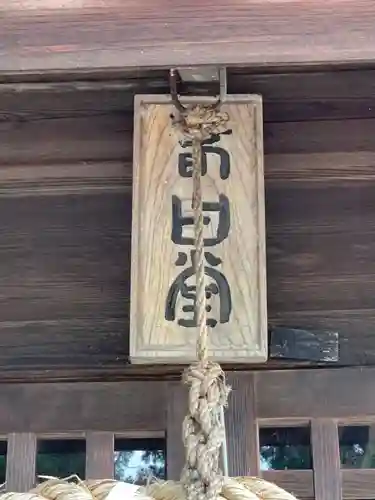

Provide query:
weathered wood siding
left=0, top=68, right=374, bottom=379
left=3, top=367, right=375, bottom=498
left=1, top=1, right=375, bottom=72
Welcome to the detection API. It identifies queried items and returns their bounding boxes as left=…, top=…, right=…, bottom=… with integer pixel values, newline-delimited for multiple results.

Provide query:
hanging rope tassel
left=173, top=105, right=231, bottom=500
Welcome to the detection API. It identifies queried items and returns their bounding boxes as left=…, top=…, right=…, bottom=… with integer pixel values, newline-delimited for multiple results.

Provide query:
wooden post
left=130, top=95, right=267, bottom=364
left=311, top=419, right=342, bottom=500
left=6, top=433, right=37, bottom=491
left=86, top=432, right=114, bottom=479
left=166, top=382, right=187, bottom=480
left=226, top=373, right=260, bottom=476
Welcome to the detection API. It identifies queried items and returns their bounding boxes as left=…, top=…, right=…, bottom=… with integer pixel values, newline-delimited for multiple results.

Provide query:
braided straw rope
left=0, top=476, right=299, bottom=500
left=174, top=104, right=231, bottom=500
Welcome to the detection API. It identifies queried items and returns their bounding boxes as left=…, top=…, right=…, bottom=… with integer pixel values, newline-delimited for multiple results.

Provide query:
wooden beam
left=3, top=369, right=375, bottom=439
left=257, top=367, right=375, bottom=420
left=343, top=469, right=375, bottom=499
left=0, top=382, right=166, bottom=433
left=262, top=470, right=314, bottom=499
left=1, top=1, right=375, bottom=75
left=258, top=469, right=375, bottom=500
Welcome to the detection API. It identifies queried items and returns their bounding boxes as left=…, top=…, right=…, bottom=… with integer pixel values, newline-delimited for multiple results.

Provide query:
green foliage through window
left=0, top=436, right=165, bottom=484
left=339, top=425, right=375, bottom=469
left=260, top=427, right=312, bottom=470
left=36, top=440, right=86, bottom=480
left=114, top=439, right=165, bottom=485
left=0, top=441, right=6, bottom=485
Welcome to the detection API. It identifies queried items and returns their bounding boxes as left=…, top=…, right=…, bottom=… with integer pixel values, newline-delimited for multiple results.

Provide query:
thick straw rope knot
left=181, top=362, right=230, bottom=500
left=173, top=104, right=231, bottom=500
left=175, top=105, right=229, bottom=141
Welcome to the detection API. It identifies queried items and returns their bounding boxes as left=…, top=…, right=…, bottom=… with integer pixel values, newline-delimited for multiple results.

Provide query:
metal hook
left=169, top=67, right=227, bottom=113
left=218, top=67, right=227, bottom=104
left=169, top=68, right=187, bottom=113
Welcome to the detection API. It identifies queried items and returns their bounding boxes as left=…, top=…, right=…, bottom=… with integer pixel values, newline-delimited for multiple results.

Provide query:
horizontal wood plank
left=229, top=69, right=375, bottom=101
left=1, top=367, right=375, bottom=434
left=4, top=70, right=375, bottom=123
left=0, top=192, right=130, bottom=372
left=1, top=159, right=375, bottom=372
left=3, top=115, right=375, bottom=168
left=342, top=469, right=375, bottom=500
left=262, top=470, right=314, bottom=499
left=0, top=162, right=128, bottom=196
left=0, top=114, right=132, bottom=165
left=0, top=382, right=165, bottom=433
left=265, top=153, right=375, bottom=183
left=5, top=70, right=375, bottom=125
left=256, top=367, right=375, bottom=419
left=1, top=1, right=375, bottom=73
left=264, top=118, right=375, bottom=155
left=3, top=117, right=375, bottom=167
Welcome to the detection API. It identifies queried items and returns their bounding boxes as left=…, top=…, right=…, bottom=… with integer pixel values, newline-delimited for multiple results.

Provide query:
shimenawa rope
left=0, top=476, right=300, bottom=500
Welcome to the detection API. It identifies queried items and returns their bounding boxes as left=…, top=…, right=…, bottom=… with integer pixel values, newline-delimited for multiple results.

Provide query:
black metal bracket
left=169, top=67, right=227, bottom=112
left=269, top=326, right=339, bottom=363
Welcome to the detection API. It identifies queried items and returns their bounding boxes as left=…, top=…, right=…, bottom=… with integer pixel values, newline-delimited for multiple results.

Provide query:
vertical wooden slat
left=166, top=382, right=187, bottom=480
left=359, top=424, right=375, bottom=468
left=226, top=372, right=260, bottom=476
left=311, top=419, right=342, bottom=500
left=6, top=433, right=37, bottom=491
left=86, top=432, right=114, bottom=479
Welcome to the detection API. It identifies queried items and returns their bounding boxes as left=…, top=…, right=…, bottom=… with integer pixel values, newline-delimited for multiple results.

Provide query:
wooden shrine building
left=1, top=2, right=375, bottom=500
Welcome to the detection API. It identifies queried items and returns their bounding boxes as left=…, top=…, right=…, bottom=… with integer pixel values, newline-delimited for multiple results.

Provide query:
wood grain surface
left=311, top=420, right=342, bottom=500
left=0, top=69, right=374, bottom=378
left=130, top=95, right=267, bottom=363
left=1, top=1, right=375, bottom=73
left=6, top=433, right=37, bottom=491
left=1, top=372, right=375, bottom=496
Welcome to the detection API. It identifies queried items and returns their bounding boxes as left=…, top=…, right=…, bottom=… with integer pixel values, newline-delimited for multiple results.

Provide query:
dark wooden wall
left=1, top=67, right=375, bottom=381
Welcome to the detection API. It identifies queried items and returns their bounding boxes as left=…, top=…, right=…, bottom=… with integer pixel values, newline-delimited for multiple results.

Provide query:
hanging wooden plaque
left=130, top=95, right=267, bottom=364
